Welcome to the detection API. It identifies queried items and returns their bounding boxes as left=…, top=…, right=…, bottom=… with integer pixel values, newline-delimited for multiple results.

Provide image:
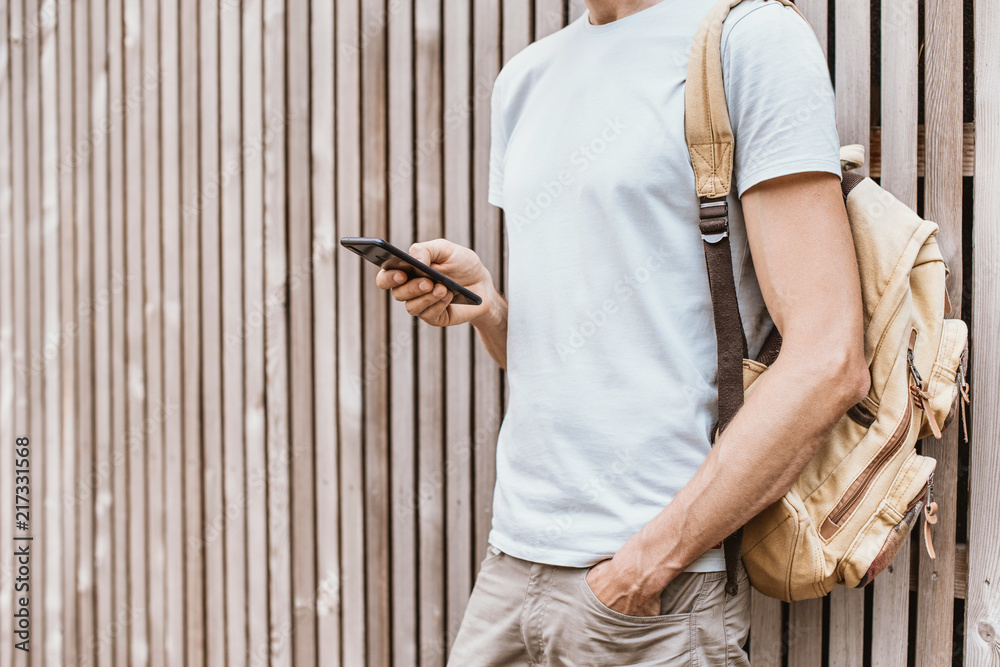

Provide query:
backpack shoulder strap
left=685, top=0, right=805, bottom=198
left=684, top=0, right=804, bottom=597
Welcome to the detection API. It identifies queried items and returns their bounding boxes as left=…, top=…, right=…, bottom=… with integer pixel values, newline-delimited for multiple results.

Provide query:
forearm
left=471, top=286, right=509, bottom=369
left=619, top=349, right=867, bottom=591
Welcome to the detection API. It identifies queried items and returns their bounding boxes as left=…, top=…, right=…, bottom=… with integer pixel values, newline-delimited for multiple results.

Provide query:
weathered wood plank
left=471, top=0, right=502, bottom=586
left=967, top=1, right=1000, bottom=661
left=444, top=0, right=474, bottom=656
left=788, top=599, right=823, bottom=667
left=104, top=0, right=128, bottom=661
left=415, top=0, right=447, bottom=662
left=218, top=3, right=247, bottom=666
left=336, top=0, right=366, bottom=663
left=73, top=0, right=98, bottom=660
left=140, top=0, right=166, bottom=662
left=241, top=0, right=270, bottom=662
left=88, top=0, right=113, bottom=660
left=263, top=0, right=293, bottom=664
left=159, top=0, right=185, bottom=663
left=178, top=0, right=204, bottom=664
left=872, top=3, right=919, bottom=666
left=39, top=0, right=64, bottom=662
left=311, top=0, right=341, bottom=662
left=387, top=0, right=418, bottom=661
left=286, top=0, right=316, bottom=663
left=916, top=1, right=965, bottom=666
left=359, top=0, right=390, bottom=665
left=23, top=1, right=46, bottom=662
left=122, top=0, right=147, bottom=662
left=199, top=1, right=225, bottom=664
left=749, top=592, right=783, bottom=667
left=22, top=0, right=45, bottom=663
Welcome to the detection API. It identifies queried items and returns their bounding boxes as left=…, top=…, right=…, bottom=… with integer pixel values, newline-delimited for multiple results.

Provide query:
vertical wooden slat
left=199, top=0, right=225, bottom=664
left=311, top=0, right=342, bottom=661
left=787, top=599, right=823, bottom=667
left=39, top=0, right=64, bottom=663
left=502, top=0, right=532, bottom=66
left=359, top=0, right=390, bottom=664
left=72, top=0, right=97, bottom=658
left=0, top=1, right=15, bottom=664
left=472, top=0, right=502, bottom=570
left=359, top=0, right=394, bottom=666
left=159, top=0, right=185, bottom=663
left=443, top=0, right=474, bottom=658
left=872, top=2, right=919, bottom=666
left=242, top=0, right=270, bottom=662
left=122, top=0, right=147, bottom=663
left=829, top=3, right=870, bottom=664
left=415, top=0, right=446, bottom=663
left=287, top=0, right=317, bottom=664
left=967, top=0, right=1000, bottom=661
left=89, top=0, right=113, bottom=659
left=219, top=1, right=247, bottom=665
left=916, top=1, right=964, bottom=664
left=387, top=0, right=417, bottom=661
left=23, top=0, right=44, bottom=663
left=263, top=0, right=293, bottom=664
left=748, top=591, right=783, bottom=667
left=179, top=0, right=204, bottom=664
left=336, top=0, right=366, bottom=662
left=140, top=0, right=165, bottom=662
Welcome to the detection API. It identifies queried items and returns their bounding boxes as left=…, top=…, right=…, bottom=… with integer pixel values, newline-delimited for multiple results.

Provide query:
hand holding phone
left=342, top=237, right=494, bottom=328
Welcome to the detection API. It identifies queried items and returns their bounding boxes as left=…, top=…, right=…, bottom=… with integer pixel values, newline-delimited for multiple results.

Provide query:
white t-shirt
left=487, top=0, right=842, bottom=571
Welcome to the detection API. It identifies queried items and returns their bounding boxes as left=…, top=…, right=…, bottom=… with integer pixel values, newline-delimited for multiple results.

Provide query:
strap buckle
left=699, top=197, right=729, bottom=244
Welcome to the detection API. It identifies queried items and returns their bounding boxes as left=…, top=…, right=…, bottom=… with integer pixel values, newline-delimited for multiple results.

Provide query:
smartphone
left=340, top=237, right=483, bottom=306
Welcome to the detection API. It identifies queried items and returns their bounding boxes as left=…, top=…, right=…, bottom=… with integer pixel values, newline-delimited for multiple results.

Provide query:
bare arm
left=375, top=238, right=509, bottom=369
left=586, top=172, right=871, bottom=614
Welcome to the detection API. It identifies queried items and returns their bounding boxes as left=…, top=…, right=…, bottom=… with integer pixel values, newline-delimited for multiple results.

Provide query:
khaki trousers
left=447, top=546, right=751, bottom=667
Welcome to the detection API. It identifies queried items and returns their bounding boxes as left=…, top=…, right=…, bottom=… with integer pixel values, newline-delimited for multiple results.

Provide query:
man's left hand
left=585, top=557, right=663, bottom=617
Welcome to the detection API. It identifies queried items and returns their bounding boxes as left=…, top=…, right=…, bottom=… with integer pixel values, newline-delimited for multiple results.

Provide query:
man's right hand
left=375, top=238, right=499, bottom=329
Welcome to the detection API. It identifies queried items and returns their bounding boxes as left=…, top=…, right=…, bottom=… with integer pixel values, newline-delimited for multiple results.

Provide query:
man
left=376, top=0, right=869, bottom=663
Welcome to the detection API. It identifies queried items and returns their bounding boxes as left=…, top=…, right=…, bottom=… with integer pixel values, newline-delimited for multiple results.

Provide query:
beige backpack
left=686, top=0, right=970, bottom=601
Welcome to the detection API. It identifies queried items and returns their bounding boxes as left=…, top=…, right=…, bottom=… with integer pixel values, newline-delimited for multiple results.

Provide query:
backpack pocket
left=916, top=318, right=969, bottom=440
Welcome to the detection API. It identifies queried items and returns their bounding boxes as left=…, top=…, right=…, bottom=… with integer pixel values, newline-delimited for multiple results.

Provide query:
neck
left=585, top=0, right=662, bottom=25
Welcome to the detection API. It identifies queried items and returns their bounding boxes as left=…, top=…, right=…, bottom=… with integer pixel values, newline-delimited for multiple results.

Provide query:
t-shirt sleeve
left=488, top=71, right=508, bottom=209
left=721, top=1, right=842, bottom=197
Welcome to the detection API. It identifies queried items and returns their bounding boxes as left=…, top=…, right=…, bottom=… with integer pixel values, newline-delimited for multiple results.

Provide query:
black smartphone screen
left=340, top=237, right=483, bottom=306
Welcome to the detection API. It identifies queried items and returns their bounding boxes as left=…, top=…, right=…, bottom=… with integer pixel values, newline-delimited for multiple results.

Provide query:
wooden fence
left=0, top=0, right=997, bottom=665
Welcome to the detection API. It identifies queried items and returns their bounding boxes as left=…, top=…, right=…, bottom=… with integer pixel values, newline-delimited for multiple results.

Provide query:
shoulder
left=721, top=0, right=818, bottom=57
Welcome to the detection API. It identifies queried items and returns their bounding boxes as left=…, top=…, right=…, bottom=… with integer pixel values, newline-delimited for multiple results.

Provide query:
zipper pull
left=908, top=330, right=943, bottom=438
left=957, top=354, right=971, bottom=444
left=923, top=473, right=938, bottom=560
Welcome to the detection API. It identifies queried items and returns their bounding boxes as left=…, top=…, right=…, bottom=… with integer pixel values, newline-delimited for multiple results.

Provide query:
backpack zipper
left=821, top=380, right=914, bottom=539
